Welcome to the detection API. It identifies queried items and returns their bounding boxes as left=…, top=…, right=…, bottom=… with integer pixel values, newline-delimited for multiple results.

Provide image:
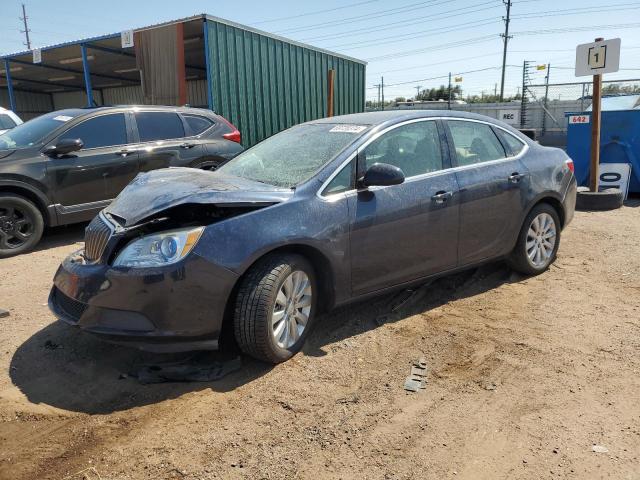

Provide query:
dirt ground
left=0, top=204, right=639, bottom=480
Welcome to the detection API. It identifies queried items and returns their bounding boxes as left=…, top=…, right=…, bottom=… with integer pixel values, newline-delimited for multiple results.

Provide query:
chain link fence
left=523, top=79, right=640, bottom=147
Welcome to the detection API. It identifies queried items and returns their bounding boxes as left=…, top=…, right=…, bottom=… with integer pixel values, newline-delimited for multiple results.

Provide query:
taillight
left=565, top=158, right=575, bottom=173
left=219, top=116, right=241, bottom=144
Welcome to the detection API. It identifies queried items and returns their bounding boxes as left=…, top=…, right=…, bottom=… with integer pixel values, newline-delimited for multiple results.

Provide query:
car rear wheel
left=507, top=203, right=560, bottom=275
left=234, top=254, right=317, bottom=363
left=0, top=194, right=44, bottom=258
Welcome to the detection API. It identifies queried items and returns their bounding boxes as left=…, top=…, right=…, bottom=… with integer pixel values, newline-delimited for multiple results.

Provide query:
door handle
left=508, top=172, right=524, bottom=183
left=116, top=149, right=134, bottom=157
left=431, top=191, right=452, bottom=204
left=180, top=143, right=196, bottom=149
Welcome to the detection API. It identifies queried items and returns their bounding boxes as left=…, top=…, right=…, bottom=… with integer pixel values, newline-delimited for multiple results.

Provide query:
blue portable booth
left=566, top=95, right=640, bottom=193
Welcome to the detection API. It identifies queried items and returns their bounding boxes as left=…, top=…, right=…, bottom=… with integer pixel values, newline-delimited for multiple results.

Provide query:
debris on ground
left=592, top=445, right=609, bottom=453
left=131, top=356, right=242, bottom=384
left=404, top=357, right=428, bottom=392
left=0, top=309, right=9, bottom=318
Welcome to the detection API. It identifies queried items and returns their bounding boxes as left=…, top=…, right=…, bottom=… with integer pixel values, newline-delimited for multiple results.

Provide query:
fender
left=0, top=178, right=58, bottom=226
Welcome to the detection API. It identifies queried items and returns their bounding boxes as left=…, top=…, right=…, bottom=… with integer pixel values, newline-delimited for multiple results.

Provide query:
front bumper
left=49, top=250, right=239, bottom=352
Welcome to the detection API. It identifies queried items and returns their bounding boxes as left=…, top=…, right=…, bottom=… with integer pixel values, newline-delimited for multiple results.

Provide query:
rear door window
left=135, top=112, right=185, bottom=142
left=447, top=120, right=506, bottom=166
left=60, top=114, right=128, bottom=149
left=183, top=115, right=214, bottom=135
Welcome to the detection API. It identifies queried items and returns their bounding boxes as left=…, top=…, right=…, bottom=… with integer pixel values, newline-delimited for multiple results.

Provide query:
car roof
left=80, top=105, right=214, bottom=114
left=308, top=109, right=509, bottom=126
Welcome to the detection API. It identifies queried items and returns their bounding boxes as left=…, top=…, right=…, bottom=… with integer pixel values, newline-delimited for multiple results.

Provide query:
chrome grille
left=84, top=214, right=113, bottom=261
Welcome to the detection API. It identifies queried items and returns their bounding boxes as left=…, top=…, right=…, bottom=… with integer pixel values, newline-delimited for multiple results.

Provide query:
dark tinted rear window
left=135, top=112, right=185, bottom=142
left=60, top=114, right=127, bottom=149
left=184, top=114, right=213, bottom=135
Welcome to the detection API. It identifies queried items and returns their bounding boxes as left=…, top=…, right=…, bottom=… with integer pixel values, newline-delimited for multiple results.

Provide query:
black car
left=49, top=111, right=577, bottom=364
left=0, top=106, right=243, bottom=257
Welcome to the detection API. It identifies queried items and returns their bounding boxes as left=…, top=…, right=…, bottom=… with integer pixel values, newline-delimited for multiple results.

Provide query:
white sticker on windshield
left=329, top=125, right=367, bottom=133
left=53, top=115, right=73, bottom=122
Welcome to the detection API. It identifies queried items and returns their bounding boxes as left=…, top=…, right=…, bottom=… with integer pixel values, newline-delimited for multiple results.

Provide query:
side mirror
left=360, top=162, right=405, bottom=188
left=44, top=138, right=83, bottom=156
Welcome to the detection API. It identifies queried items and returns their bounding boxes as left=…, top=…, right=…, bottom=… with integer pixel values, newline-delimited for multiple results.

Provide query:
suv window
left=0, top=114, right=17, bottom=130
left=494, top=128, right=526, bottom=156
left=135, top=112, right=185, bottom=142
left=447, top=120, right=506, bottom=166
left=184, top=114, right=214, bottom=135
left=323, top=160, right=354, bottom=196
left=363, top=121, right=443, bottom=177
left=60, top=114, right=127, bottom=149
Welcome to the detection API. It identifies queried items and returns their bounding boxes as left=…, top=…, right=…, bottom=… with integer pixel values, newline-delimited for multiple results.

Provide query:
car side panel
left=192, top=196, right=352, bottom=307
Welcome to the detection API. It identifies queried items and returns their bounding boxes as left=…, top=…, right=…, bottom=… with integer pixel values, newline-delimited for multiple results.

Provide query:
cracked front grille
left=84, top=214, right=113, bottom=261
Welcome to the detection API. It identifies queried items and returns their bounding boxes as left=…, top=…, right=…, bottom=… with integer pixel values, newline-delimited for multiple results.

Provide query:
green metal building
left=0, top=14, right=367, bottom=146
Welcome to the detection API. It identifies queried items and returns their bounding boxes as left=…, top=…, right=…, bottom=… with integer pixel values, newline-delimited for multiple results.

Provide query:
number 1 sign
left=575, top=38, right=620, bottom=77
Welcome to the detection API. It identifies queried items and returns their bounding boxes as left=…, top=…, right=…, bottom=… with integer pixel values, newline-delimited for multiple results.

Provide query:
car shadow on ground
left=33, top=223, right=87, bottom=252
left=10, top=262, right=518, bottom=415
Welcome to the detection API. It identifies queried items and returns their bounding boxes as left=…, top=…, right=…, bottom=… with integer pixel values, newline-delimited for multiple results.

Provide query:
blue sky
left=1, top=0, right=639, bottom=100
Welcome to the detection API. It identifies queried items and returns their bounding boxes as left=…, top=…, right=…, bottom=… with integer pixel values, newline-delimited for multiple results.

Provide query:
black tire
left=507, top=203, right=561, bottom=276
left=575, top=186, right=624, bottom=211
left=0, top=194, right=44, bottom=258
left=234, top=254, right=317, bottom=363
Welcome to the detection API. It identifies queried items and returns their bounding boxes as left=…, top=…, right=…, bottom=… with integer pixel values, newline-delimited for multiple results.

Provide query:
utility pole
left=381, top=76, right=385, bottom=111
left=415, top=85, right=422, bottom=100
left=499, top=0, right=512, bottom=102
left=590, top=38, right=604, bottom=193
left=20, top=3, right=32, bottom=50
left=542, top=63, right=551, bottom=135
left=494, top=83, right=497, bottom=97
left=448, top=72, right=452, bottom=110
left=374, top=84, right=381, bottom=110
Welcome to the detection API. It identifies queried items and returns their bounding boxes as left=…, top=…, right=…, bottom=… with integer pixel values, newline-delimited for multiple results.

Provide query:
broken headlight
left=113, top=227, right=204, bottom=267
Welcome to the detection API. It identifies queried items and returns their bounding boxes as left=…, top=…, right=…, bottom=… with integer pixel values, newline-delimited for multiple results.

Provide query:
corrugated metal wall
left=0, top=89, right=53, bottom=120
left=206, top=20, right=366, bottom=147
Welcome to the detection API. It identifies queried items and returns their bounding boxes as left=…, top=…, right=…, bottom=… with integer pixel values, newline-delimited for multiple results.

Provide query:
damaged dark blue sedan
left=49, top=111, right=576, bottom=363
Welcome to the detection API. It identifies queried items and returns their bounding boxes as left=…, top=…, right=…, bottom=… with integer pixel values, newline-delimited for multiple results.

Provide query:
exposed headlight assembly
left=113, top=227, right=204, bottom=267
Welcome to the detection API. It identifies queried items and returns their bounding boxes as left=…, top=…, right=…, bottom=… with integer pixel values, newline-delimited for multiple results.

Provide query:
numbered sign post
left=575, top=37, right=621, bottom=191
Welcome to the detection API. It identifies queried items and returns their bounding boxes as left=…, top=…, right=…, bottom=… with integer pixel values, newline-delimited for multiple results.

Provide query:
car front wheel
left=508, top=203, right=561, bottom=275
left=0, top=194, right=44, bottom=258
left=234, top=253, right=317, bottom=363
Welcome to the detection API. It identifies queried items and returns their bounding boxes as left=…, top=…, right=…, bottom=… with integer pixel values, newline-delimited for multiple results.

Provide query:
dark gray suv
left=0, top=106, right=243, bottom=257
left=49, top=111, right=576, bottom=364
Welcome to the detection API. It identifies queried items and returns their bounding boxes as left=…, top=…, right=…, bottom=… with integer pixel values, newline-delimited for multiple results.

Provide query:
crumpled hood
left=106, top=167, right=293, bottom=226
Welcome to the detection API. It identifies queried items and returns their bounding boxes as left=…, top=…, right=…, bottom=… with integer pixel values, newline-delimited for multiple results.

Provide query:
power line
left=249, top=0, right=382, bottom=25
left=274, top=0, right=448, bottom=35
left=365, top=35, right=497, bottom=61
left=299, top=0, right=500, bottom=42
left=326, top=17, right=501, bottom=50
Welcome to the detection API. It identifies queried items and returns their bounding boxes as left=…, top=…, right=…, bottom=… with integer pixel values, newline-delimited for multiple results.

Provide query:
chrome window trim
left=317, top=116, right=530, bottom=200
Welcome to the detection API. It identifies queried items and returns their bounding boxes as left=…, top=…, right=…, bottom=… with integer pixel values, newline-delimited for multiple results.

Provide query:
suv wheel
left=234, top=254, right=317, bottom=363
left=507, top=203, right=560, bottom=275
left=0, top=194, right=44, bottom=258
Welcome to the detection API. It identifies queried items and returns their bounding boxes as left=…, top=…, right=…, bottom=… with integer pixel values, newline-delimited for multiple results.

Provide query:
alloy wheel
left=271, top=270, right=312, bottom=349
left=0, top=205, right=34, bottom=250
left=526, top=212, right=557, bottom=268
